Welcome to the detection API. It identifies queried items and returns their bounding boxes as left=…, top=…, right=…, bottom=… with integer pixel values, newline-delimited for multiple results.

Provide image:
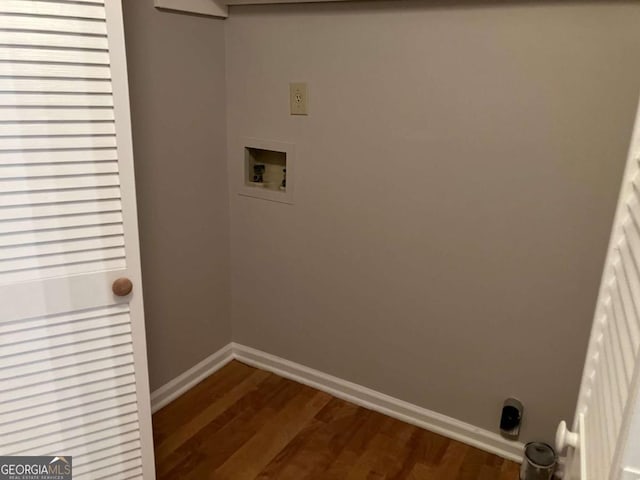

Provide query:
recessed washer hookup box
left=0, top=456, right=72, bottom=480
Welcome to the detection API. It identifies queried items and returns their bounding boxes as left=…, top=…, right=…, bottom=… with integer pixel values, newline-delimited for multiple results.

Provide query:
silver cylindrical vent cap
left=520, top=442, right=557, bottom=480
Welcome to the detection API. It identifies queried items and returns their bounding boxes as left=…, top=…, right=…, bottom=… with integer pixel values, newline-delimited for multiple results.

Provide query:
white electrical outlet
left=290, top=82, right=308, bottom=115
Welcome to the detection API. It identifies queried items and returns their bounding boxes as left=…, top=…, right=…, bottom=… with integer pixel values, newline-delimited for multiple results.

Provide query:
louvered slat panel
left=0, top=335, right=132, bottom=379
left=0, top=224, right=124, bottom=248
left=3, top=357, right=134, bottom=401
left=632, top=168, right=640, bottom=187
left=622, top=217, right=640, bottom=270
left=42, top=434, right=142, bottom=479
left=2, top=313, right=129, bottom=347
left=1, top=211, right=122, bottom=233
left=74, top=431, right=139, bottom=466
left=0, top=93, right=113, bottom=107
left=42, top=421, right=140, bottom=459
left=79, top=460, right=143, bottom=480
left=0, top=323, right=130, bottom=359
left=0, top=107, right=114, bottom=121
left=593, top=345, right=615, bottom=464
left=0, top=302, right=142, bottom=474
left=1, top=333, right=133, bottom=371
left=3, top=403, right=138, bottom=451
left=0, top=174, right=120, bottom=193
left=1, top=390, right=137, bottom=434
left=0, top=148, right=118, bottom=165
left=0, top=303, right=128, bottom=334
left=74, top=446, right=142, bottom=478
left=1, top=209, right=126, bottom=274
left=618, top=239, right=640, bottom=340
left=0, top=15, right=107, bottom=35
left=0, top=1, right=106, bottom=19
left=602, top=304, right=627, bottom=411
left=44, top=0, right=105, bottom=4
left=48, top=450, right=141, bottom=479
left=611, top=253, right=637, bottom=378
left=63, top=0, right=104, bottom=3
left=2, top=349, right=135, bottom=383
left=0, top=134, right=116, bottom=150
left=0, top=31, right=108, bottom=50
left=100, top=469, right=142, bottom=480
left=599, top=335, right=621, bottom=448
left=0, top=162, right=119, bottom=179
left=0, top=122, right=116, bottom=137
left=0, top=197, right=121, bottom=220
left=598, top=312, right=618, bottom=438
left=0, top=48, right=109, bottom=65
left=0, top=247, right=125, bottom=280
left=608, top=275, right=633, bottom=384
left=0, top=257, right=126, bottom=284
left=4, top=342, right=133, bottom=380
left=601, top=330, right=623, bottom=426
left=0, top=236, right=124, bottom=263
left=594, top=359, right=608, bottom=480
left=114, top=470, right=142, bottom=480
left=74, top=446, right=141, bottom=477
left=585, top=378, right=604, bottom=479
left=0, top=78, right=112, bottom=93
left=621, top=223, right=640, bottom=349
left=85, top=457, right=142, bottom=480
left=0, top=305, right=141, bottom=478
left=610, top=308, right=634, bottom=391
left=6, top=412, right=139, bottom=456
left=1, top=63, right=111, bottom=80
left=0, top=373, right=136, bottom=418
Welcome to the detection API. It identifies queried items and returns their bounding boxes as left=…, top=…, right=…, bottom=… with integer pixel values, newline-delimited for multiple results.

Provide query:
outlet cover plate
left=290, top=82, right=308, bottom=115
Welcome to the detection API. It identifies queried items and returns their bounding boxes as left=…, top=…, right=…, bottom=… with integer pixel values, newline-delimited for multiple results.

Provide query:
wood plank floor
left=153, top=360, right=520, bottom=479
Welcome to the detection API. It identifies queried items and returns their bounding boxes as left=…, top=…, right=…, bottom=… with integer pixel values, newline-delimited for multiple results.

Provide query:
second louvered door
left=0, top=1, right=155, bottom=479
left=557, top=96, right=640, bottom=480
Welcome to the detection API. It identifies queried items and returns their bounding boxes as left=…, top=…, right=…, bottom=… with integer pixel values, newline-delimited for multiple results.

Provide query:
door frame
left=105, top=1, right=155, bottom=477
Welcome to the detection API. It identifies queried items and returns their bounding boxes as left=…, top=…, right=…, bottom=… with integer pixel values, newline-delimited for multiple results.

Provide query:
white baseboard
left=150, top=341, right=523, bottom=462
left=232, top=343, right=524, bottom=463
left=150, top=343, right=234, bottom=413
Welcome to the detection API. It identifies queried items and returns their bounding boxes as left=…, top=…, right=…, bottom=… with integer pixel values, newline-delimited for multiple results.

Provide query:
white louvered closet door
left=556, top=96, right=640, bottom=480
left=0, top=1, right=155, bottom=479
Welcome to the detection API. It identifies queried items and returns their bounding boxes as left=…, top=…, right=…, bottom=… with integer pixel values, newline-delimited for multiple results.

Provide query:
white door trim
left=105, top=1, right=156, bottom=477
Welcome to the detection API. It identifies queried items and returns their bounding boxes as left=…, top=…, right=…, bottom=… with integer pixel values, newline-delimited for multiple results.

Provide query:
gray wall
left=123, top=1, right=231, bottom=391
left=225, top=1, right=640, bottom=442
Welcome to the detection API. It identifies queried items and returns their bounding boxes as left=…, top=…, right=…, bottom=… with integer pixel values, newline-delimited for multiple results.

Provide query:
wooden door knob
left=112, top=277, right=133, bottom=297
